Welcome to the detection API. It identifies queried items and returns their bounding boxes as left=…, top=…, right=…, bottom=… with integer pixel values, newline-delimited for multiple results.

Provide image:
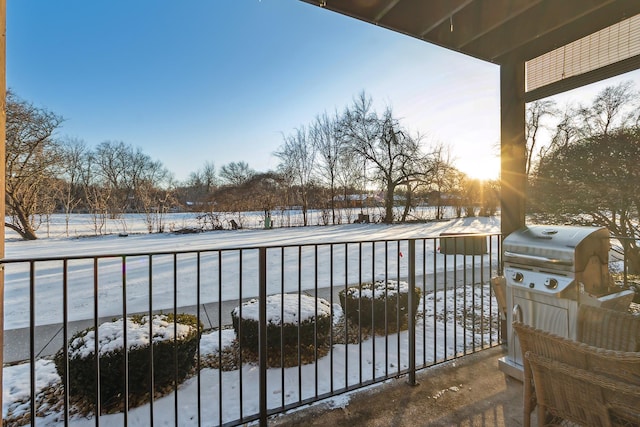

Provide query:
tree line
left=7, top=81, right=636, bottom=271
left=5, top=90, right=498, bottom=240
left=525, top=81, right=640, bottom=273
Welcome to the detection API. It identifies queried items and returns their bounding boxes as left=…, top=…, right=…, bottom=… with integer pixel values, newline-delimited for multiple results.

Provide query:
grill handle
left=512, top=304, right=522, bottom=323
left=503, top=251, right=573, bottom=266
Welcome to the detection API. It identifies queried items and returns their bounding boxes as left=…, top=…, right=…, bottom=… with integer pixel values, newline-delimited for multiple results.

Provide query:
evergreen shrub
left=339, top=280, right=421, bottom=330
left=231, top=294, right=332, bottom=354
left=54, top=313, right=202, bottom=409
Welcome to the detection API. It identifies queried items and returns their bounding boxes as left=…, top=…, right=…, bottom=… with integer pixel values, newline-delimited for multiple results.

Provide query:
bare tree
left=310, top=111, right=343, bottom=224
left=577, top=81, right=638, bottom=137
left=5, top=91, right=64, bottom=240
left=340, top=92, right=428, bottom=223
left=137, top=179, right=174, bottom=233
left=335, top=145, right=362, bottom=224
left=422, top=145, right=456, bottom=220
left=135, top=161, right=173, bottom=233
left=92, top=141, right=170, bottom=221
left=187, top=161, right=217, bottom=192
left=536, top=81, right=640, bottom=177
left=525, top=100, right=556, bottom=177
left=545, top=105, right=579, bottom=156
left=478, top=179, right=500, bottom=217
left=93, top=141, right=131, bottom=216
left=219, top=161, right=255, bottom=186
left=58, top=138, right=87, bottom=236
left=275, top=126, right=317, bottom=226
left=183, top=161, right=218, bottom=210
left=456, top=174, right=478, bottom=218
left=81, top=151, right=110, bottom=235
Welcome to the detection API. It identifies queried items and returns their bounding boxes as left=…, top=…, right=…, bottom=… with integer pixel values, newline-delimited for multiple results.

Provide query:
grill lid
left=503, top=225, right=610, bottom=273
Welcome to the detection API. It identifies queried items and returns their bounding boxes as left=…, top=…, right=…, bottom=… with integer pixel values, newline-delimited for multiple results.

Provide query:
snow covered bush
left=339, top=280, right=421, bottom=331
left=231, top=294, right=332, bottom=364
left=54, top=313, right=202, bottom=409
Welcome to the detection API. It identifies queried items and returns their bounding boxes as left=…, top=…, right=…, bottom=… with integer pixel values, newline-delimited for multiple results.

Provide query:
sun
left=459, top=157, right=500, bottom=181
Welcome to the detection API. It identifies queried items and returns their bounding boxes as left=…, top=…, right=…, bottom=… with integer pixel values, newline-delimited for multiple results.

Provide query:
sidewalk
left=270, top=346, right=529, bottom=427
left=3, top=301, right=237, bottom=363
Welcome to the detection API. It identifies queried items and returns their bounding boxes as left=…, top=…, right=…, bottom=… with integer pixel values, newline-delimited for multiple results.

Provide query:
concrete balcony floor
left=271, top=346, right=532, bottom=427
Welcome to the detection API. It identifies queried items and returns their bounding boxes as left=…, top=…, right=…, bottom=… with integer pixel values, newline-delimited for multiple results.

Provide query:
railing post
left=259, top=247, right=268, bottom=426
left=0, top=0, right=6, bottom=423
left=407, top=239, right=417, bottom=386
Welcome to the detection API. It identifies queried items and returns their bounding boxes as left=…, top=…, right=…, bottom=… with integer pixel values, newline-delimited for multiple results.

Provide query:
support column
left=500, top=61, right=526, bottom=238
left=0, top=0, right=6, bottom=422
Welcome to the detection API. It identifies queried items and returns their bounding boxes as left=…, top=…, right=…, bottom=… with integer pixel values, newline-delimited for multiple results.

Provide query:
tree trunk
left=330, top=184, right=336, bottom=225
left=8, top=202, right=38, bottom=240
left=401, top=186, right=412, bottom=222
left=624, top=243, right=640, bottom=275
left=5, top=221, right=37, bottom=240
left=385, top=183, right=395, bottom=224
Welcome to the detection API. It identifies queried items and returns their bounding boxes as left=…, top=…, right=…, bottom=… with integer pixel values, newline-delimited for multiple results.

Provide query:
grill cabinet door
left=510, top=295, right=570, bottom=366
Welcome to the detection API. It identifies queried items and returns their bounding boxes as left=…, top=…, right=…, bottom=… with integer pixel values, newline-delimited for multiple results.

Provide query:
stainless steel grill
left=498, top=225, right=634, bottom=379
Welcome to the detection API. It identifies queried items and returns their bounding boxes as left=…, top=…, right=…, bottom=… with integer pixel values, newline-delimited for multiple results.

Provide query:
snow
left=232, top=294, right=332, bottom=324
left=68, top=314, right=198, bottom=359
left=344, top=280, right=410, bottom=299
left=199, top=329, right=236, bottom=355
left=3, top=359, right=59, bottom=418
left=2, top=213, right=501, bottom=425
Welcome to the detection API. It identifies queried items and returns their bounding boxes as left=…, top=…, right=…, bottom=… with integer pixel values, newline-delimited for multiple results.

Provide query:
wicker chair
left=577, top=304, right=640, bottom=352
left=514, top=316, right=640, bottom=427
left=525, top=352, right=640, bottom=427
left=514, top=322, right=588, bottom=427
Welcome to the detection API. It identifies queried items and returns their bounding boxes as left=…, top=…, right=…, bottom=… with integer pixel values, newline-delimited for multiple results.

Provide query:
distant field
left=6, top=206, right=463, bottom=240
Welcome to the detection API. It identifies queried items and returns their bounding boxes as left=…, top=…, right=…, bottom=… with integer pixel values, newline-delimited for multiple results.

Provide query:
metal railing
left=610, top=235, right=640, bottom=298
left=3, top=233, right=503, bottom=426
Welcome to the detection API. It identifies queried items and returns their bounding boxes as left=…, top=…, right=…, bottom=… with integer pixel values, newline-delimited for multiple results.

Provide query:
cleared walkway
left=270, top=346, right=530, bottom=427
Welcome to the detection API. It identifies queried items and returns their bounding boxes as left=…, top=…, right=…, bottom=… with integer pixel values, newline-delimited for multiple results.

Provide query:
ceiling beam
left=456, top=0, right=544, bottom=50
left=418, top=0, right=474, bottom=38
left=486, top=0, right=625, bottom=62
left=374, top=0, right=402, bottom=23
left=422, top=0, right=542, bottom=56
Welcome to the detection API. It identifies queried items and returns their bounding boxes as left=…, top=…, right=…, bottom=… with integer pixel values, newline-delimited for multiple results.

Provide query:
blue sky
left=7, top=1, right=639, bottom=182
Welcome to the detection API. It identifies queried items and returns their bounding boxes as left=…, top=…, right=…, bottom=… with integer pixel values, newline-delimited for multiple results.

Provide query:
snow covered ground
left=3, top=213, right=502, bottom=426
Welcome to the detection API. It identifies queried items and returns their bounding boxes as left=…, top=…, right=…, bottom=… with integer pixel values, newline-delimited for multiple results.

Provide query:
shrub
left=231, top=294, right=332, bottom=364
left=54, top=313, right=202, bottom=410
left=339, top=280, right=421, bottom=331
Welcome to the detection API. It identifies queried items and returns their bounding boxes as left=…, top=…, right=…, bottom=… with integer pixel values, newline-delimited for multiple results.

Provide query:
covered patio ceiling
left=302, top=0, right=640, bottom=102
left=300, top=0, right=640, bottom=64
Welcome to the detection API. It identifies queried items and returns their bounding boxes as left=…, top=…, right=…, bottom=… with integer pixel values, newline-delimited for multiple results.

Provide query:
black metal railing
left=610, top=235, right=640, bottom=299
left=3, top=233, right=504, bottom=426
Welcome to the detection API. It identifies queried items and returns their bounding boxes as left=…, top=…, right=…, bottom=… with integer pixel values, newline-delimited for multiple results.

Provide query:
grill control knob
left=545, top=278, right=558, bottom=290
left=512, top=272, right=524, bottom=283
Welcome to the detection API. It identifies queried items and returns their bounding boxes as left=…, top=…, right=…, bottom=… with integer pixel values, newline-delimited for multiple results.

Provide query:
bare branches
left=337, top=91, right=435, bottom=223
left=219, top=161, right=255, bottom=186
left=5, top=92, right=64, bottom=239
left=275, top=126, right=317, bottom=226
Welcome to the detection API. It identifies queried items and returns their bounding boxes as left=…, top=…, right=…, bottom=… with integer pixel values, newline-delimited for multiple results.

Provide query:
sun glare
left=460, top=157, right=500, bottom=181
